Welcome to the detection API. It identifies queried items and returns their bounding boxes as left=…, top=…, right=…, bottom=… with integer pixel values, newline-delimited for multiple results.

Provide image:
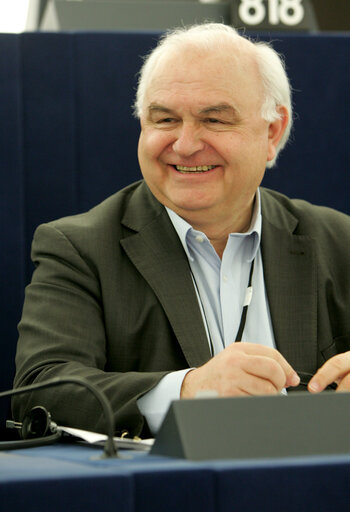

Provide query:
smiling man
left=13, top=24, right=350, bottom=437
left=137, top=35, right=286, bottom=256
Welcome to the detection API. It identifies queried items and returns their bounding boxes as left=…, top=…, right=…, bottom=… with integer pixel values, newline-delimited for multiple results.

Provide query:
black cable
left=0, top=376, right=118, bottom=457
left=235, top=258, right=255, bottom=342
left=190, top=257, right=256, bottom=352
left=0, top=432, right=62, bottom=450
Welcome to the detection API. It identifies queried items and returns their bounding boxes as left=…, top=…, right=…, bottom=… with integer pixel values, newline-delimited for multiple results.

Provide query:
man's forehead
left=146, top=47, right=260, bottom=95
left=142, top=45, right=263, bottom=117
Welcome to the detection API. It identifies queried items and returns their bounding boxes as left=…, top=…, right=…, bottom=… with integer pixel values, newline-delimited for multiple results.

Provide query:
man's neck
left=208, top=220, right=253, bottom=258
left=186, top=203, right=255, bottom=259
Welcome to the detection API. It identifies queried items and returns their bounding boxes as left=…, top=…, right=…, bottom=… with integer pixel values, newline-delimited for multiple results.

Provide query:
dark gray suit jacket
left=13, top=181, right=350, bottom=436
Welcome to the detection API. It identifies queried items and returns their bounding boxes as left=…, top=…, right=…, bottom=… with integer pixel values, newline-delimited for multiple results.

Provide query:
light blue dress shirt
left=138, top=190, right=276, bottom=434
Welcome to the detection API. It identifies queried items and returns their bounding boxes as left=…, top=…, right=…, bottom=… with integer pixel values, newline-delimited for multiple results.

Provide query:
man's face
left=138, top=46, right=284, bottom=231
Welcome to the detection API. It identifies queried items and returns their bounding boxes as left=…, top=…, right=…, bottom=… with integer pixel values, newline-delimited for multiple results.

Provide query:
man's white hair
left=134, top=23, right=292, bottom=167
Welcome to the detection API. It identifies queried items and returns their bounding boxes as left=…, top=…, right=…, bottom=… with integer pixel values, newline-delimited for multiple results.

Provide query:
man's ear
left=267, top=106, right=289, bottom=163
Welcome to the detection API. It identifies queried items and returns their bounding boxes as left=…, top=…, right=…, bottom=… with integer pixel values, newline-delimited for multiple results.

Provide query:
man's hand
left=181, top=343, right=300, bottom=399
left=308, top=352, right=350, bottom=393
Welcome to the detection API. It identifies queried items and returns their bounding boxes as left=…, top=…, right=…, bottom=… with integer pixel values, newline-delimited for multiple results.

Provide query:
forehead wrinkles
left=144, top=44, right=264, bottom=112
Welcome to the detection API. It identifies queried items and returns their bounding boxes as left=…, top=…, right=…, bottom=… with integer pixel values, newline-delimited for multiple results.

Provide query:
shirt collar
left=166, top=189, right=262, bottom=262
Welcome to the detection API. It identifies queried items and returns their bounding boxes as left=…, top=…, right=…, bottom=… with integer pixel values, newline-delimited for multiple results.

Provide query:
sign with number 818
left=237, top=0, right=305, bottom=27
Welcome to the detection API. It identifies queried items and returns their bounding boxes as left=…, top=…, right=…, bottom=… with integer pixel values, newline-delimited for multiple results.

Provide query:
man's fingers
left=241, top=355, right=287, bottom=393
left=308, top=352, right=350, bottom=392
left=232, top=343, right=300, bottom=388
left=181, top=342, right=299, bottom=399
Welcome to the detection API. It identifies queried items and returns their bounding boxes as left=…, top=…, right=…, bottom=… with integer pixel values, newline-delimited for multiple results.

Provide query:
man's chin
left=164, top=198, right=218, bottom=220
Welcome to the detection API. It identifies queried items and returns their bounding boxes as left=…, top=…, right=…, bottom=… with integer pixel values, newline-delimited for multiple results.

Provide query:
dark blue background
left=0, top=31, right=349, bottom=415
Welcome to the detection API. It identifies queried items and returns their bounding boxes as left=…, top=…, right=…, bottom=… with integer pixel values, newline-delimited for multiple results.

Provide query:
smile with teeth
left=174, top=165, right=217, bottom=173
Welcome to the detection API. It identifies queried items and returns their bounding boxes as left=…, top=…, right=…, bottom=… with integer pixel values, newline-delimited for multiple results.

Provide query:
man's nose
left=172, top=123, right=205, bottom=157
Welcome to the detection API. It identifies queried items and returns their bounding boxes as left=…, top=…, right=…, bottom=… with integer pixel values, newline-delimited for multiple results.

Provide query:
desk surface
left=1, top=443, right=350, bottom=511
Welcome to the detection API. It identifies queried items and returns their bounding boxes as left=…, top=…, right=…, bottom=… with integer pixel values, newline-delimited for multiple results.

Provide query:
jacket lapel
left=261, top=189, right=318, bottom=373
left=120, top=182, right=211, bottom=368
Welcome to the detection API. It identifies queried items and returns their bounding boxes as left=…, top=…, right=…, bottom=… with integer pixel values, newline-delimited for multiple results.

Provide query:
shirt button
left=223, top=275, right=228, bottom=283
left=195, top=235, right=204, bottom=243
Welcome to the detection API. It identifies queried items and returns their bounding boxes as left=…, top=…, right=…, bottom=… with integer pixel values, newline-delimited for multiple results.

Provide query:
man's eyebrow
left=147, top=104, right=174, bottom=114
left=146, top=103, right=240, bottom=117
left=199, top=103, right=240, bottom=116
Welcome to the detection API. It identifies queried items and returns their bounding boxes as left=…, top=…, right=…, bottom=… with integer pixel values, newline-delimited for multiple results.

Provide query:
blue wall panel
left=0, top=32, right=349, bottom=415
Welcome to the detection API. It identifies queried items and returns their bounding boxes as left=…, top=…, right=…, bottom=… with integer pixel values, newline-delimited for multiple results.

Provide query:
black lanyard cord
left=234, top=258, right=255, bottom=342
left=189, top=258, right=255, bottom=354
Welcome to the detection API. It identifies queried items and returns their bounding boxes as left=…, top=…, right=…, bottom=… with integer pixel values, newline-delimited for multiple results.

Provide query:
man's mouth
left=174, top=165, right=217, bottom=173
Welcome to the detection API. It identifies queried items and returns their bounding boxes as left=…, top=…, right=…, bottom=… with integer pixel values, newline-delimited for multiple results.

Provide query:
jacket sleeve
left=12, top=223, right=171, bottom=437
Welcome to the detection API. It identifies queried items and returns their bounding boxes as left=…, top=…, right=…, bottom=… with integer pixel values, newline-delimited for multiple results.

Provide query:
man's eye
left=205, top=118, right=223, bottom=124
left=156, top=118, right=175, bottom=124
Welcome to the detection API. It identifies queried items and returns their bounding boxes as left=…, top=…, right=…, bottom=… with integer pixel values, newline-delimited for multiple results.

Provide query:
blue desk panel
left=1, top=444, right=350, bottom=511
